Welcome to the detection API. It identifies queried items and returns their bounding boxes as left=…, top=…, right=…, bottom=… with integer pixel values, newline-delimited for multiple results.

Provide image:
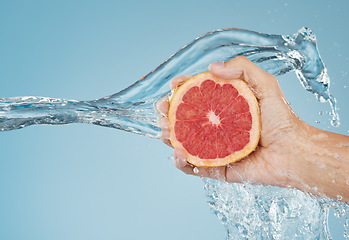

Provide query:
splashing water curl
left=0, top=27, right=340, bottom=136
left=1, top=27, right=346, bottom=239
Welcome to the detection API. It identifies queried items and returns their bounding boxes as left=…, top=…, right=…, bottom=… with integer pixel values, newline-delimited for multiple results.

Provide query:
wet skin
left=157, top=56, right=349, bottom=203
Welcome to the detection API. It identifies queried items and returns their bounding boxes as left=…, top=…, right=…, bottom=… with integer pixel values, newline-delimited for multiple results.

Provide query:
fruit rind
left=168, top=71, right=260, bottom=167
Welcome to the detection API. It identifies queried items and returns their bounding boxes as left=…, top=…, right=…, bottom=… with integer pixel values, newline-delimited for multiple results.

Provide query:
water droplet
left=337, top=195, right=343, bottom=201
left=315, top=120, right=320, bottom=124
left=345, top=219, right=349, bottom=239
left=319, top=111, right=324, bottom=115
left=193, top=167, right=199, bottom=174
left=346, top=179, right=349, bottom=185
left=331, top=119, right=340, bottom=127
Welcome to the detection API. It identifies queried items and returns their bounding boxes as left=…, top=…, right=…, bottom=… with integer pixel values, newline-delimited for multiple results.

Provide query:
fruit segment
left=169, top=72, right=260, bottom=167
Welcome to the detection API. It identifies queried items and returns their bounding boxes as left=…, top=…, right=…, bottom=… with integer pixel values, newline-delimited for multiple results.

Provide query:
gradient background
left=1, top=0, right=348, bottom=239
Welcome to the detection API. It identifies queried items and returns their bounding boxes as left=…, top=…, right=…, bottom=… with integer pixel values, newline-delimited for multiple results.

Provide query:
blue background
left=1, top=0, right=348, bottom=239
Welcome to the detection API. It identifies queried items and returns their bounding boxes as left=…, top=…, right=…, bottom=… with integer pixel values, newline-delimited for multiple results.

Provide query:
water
left=0, top=27, right=340, bottom=137
left=204, top=179, right=349, bottom=239
left=1, top=27, right=347, bottom=238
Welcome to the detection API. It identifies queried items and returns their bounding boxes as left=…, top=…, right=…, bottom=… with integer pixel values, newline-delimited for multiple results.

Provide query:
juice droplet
left=193, top=167, right=199, bottom=174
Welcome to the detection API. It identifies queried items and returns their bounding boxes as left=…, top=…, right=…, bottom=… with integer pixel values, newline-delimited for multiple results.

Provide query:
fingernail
left=173, top=150, right=187, bottom=168
left=174, top=155, right=184, bottom=164
left=209, top=62, right=225, bottom=70
left=215, top=62, right=225, bottom=68
left=174, top=155, right=182, bottom=167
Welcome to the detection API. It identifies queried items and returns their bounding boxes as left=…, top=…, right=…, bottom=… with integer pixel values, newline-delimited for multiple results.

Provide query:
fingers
left=156, top=95, right=169, bottom=117
left=164, top=58, right=284, bottom=184
left=225, top=157, right=255, bottom=184
left=156, top=74, right=193, bottom=117
left=209, top=56, right=284, bottom=100
left=156, top=95, right=170, bottom=141
left=172, top=146, right=265, bottom=185
left=157, top=75, right=192, bottom=141
left=208, top=62, right=243, bottom=79
left=170, top=75, right=192, bottom=90
left=173, top=148, right=228, bottom=181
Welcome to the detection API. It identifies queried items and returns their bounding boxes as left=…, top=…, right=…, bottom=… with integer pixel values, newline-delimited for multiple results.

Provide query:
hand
left=157, top=56, right=349, bottom=202
left=157, top=56, right=302, bottom=187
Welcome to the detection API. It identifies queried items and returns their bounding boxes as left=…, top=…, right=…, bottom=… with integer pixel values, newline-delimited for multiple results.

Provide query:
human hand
left=157, top=56, right=303, bottom=188
left=158, top=56, right=349, bottom=203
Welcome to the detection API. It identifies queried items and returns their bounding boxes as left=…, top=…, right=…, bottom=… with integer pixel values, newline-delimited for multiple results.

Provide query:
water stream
left=1, top=27, right=347, bottom=239
left=0, top=27, right=339, bottom=137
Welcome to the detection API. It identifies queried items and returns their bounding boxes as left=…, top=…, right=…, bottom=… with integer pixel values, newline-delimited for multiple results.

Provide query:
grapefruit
left=168, top=71, right=260, bottom=167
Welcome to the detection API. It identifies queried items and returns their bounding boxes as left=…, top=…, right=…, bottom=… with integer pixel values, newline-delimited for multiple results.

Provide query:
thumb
left=209, top=56, right=283, bottom=100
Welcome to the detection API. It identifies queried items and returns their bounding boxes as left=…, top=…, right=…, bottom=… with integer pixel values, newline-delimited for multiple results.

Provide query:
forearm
left=291, top=122, right=349, bottom=202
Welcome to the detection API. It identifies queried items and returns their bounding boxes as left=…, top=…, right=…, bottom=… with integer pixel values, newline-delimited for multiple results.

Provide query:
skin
left=157, top=56, right=349, bottom=203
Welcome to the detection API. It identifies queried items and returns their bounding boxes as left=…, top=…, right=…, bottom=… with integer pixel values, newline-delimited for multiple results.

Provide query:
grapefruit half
left=168, top=71, right=260, bottom=167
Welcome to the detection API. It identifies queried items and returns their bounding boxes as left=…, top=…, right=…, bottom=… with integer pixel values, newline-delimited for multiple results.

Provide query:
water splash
left=0, top=27, right=339, bottom=137
left=204, top=179, right=349, bottom=239
left=1, top=27, right=347, bottom=238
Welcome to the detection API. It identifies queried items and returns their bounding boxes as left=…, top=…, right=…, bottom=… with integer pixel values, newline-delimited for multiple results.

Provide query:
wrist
left=288, top=121, right=349, bottom=201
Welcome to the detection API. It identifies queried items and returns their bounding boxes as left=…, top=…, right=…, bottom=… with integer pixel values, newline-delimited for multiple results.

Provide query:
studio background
left=1, top=1, right=348, bottom=239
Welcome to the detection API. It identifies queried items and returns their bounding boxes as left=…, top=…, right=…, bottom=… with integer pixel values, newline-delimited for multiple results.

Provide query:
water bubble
left=315, top=120, right=320, bottom=124
left=203, top=179, right=342, bottom=239
left=319, top=111, right=324, bottom=115
left=337, top=195, right=343, bottom=201
left=345, top=218, right=349, bottom=239
left=331, top=119, right=340, bottom=127
left=193, top=167, right=199, bottom=174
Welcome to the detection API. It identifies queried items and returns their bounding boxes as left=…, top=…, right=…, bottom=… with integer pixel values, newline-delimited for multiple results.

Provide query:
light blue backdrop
left=0, top=0, right=348, bottom=239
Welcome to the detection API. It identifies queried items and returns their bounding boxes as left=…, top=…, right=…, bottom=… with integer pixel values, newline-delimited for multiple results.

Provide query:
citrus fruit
left=168, top=71, right=260, bottom=167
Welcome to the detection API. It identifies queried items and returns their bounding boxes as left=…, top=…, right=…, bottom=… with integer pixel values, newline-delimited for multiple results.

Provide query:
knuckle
left=265, top=71, right=276, bottom=79
left=235, top=55, right=251, bottom=63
